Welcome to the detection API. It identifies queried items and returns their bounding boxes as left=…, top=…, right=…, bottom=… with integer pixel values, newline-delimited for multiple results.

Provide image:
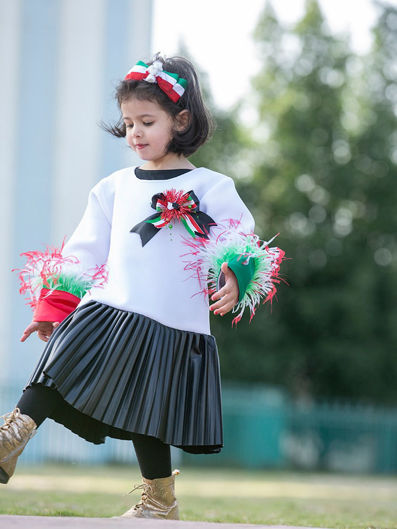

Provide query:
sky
left=153, top=0, right=397, bottom=110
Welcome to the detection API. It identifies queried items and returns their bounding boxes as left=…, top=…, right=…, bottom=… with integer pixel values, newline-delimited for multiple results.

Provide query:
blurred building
left=0, top=0, right=153, bottom=387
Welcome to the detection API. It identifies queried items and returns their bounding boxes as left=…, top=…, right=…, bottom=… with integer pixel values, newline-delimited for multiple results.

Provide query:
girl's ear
left=174, top=110, right=191, bottom=132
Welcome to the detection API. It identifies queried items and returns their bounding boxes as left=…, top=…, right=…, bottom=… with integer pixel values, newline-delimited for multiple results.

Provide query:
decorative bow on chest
left=131, top=189, right=216, bottom=246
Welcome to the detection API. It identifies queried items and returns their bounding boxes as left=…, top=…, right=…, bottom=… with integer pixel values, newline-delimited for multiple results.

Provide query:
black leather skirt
left=25, top=300, right=223, bottom=454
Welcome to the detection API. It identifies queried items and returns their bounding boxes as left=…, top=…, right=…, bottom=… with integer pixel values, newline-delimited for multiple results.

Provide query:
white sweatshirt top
left=62, top=166, right=255, bottom=335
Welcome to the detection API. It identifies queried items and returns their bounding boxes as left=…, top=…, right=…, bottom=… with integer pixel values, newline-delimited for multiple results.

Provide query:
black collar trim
left=135, top=167, right=193, bottom=180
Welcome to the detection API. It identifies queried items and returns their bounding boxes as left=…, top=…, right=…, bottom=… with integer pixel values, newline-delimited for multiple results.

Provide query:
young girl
left=0, top=54, right=284, bottom=519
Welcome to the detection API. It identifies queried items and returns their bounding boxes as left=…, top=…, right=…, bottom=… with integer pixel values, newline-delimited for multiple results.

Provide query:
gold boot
left=0, top=408, right=37, bottom=484
left=118, top=469, right=180, bottom=520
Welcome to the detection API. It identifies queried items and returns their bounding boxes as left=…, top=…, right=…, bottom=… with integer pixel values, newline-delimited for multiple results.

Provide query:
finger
left=222, top=262, right=236, bottom=280
left=219, top=297, right=236, bottom=314
left=37, top=331, right=49, bottom=342
left=212, top=282, right=232, bottom=301
left=212, top=287, right=239, bottom=310
left=20, top=327, right=36, bottom=342
left=53, top=322, right=60, bottom=328
left=210, top=295, right=235, bottom=313
left=221, top=262, right=230, bottom=275
left=210, top=295, right=229, bottom=310
left=213, top=301, right=234, bottom=316
left=20, top=332, right=29, bottom=343
left=213, top=288, right=236, bottom=305
left=210, top=299, right=227, bottom=312
left=211, top=290, right=224, bottom=302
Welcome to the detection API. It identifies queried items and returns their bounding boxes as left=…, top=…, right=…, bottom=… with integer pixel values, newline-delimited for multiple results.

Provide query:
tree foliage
left=202, top=1, right=397, bottom=405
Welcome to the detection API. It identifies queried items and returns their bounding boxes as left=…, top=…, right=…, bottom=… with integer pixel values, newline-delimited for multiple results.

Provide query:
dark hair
left=104, top=53, right=215, bottom=156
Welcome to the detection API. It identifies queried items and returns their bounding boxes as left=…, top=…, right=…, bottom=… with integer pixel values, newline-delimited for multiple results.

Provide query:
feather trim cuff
left=182, top=222, right=285, bottom=326
left=12, top=239, right=108, bottom=312
left=33, top=289, right=81, bottom=322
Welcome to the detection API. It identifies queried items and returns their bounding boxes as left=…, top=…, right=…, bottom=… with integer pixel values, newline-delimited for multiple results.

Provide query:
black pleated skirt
left=25, top=300, right=223, bottom=454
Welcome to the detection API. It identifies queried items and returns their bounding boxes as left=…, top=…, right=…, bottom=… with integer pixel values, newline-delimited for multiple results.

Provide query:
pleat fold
left=26, top=300, right=223, bottom=453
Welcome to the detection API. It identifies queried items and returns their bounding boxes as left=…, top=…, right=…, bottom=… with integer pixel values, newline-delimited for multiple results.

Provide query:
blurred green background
left=192, top=0, right=397, bottom=407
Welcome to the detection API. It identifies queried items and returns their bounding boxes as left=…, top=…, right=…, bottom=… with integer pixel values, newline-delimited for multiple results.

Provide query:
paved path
left=0, top=516, right=329, bottom=529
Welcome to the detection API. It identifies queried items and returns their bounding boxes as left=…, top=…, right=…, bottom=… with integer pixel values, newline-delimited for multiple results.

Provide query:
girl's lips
left=135, top=144, right=147, bottom=150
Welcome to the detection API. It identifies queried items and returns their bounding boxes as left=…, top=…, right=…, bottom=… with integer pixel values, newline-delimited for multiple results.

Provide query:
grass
left=0, top=464, right=397, bottom=528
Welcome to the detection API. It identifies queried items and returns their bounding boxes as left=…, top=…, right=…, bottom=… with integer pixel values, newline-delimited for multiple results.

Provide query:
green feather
left=42, top=273, right=93, bottom=299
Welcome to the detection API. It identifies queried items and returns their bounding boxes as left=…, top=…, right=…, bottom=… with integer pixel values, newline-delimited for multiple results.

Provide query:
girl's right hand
left=20, top=321, right=60, bottom=343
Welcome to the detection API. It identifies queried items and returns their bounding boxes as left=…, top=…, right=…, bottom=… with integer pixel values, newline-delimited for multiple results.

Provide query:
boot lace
left=0, top=408, right=21, bottom=431
left=128, top=482, right=153, bottom=512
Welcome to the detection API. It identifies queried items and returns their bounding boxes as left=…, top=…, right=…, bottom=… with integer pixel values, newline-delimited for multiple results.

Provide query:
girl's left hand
left=210, top=262, right=239, bottom=316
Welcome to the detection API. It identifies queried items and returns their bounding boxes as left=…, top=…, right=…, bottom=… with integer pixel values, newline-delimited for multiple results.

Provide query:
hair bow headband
left=124, top=60, right=187, bottom=103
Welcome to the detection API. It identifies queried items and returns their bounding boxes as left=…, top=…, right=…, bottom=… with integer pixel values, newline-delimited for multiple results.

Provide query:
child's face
left=121, top=97, right=176, bottom=166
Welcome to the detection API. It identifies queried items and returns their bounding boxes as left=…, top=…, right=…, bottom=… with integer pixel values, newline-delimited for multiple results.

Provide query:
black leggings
left=17, top=385, right=171, bottom=479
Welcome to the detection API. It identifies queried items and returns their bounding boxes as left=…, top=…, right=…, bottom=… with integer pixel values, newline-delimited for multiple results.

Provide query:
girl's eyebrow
left=122, top=114, right=155, bottom=120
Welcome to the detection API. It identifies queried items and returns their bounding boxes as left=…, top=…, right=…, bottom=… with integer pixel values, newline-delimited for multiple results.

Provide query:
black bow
left=131, top=189, right=216, bottom=246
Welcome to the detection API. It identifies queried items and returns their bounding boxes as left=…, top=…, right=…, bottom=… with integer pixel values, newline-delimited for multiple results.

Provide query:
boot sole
left=0, top=466, right=9, bottom=484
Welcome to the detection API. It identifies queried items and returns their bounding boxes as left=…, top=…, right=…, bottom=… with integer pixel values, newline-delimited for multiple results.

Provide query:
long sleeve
left=14, top=179, right=112, bottom=322
left=186, top=176, right=285, bottom=325
left=59, top=179, right=113, bottom=272
left=200, top=177, right=256, bottom=302
left=201, top=177, right=255, bottom=234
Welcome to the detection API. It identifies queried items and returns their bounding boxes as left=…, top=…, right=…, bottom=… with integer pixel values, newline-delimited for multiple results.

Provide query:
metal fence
left=184, top=385, right=397, bottom=474
left=284, top=401, right=397, bottom=473
left=2, top=383, right=397, bottom=473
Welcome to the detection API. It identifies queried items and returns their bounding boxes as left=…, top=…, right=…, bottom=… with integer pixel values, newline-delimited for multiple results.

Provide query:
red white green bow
left=124, top=60, right=187, bottom=103
left=130, top=189, right=216, bottom=246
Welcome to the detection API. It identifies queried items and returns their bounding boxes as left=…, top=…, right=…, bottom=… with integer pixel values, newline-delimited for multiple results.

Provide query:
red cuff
left=33, top=288, right=81, bottom=323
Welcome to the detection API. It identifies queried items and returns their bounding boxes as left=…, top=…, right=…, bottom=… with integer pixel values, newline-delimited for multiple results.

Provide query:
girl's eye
left=124, top=121, right=153, bottom=129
